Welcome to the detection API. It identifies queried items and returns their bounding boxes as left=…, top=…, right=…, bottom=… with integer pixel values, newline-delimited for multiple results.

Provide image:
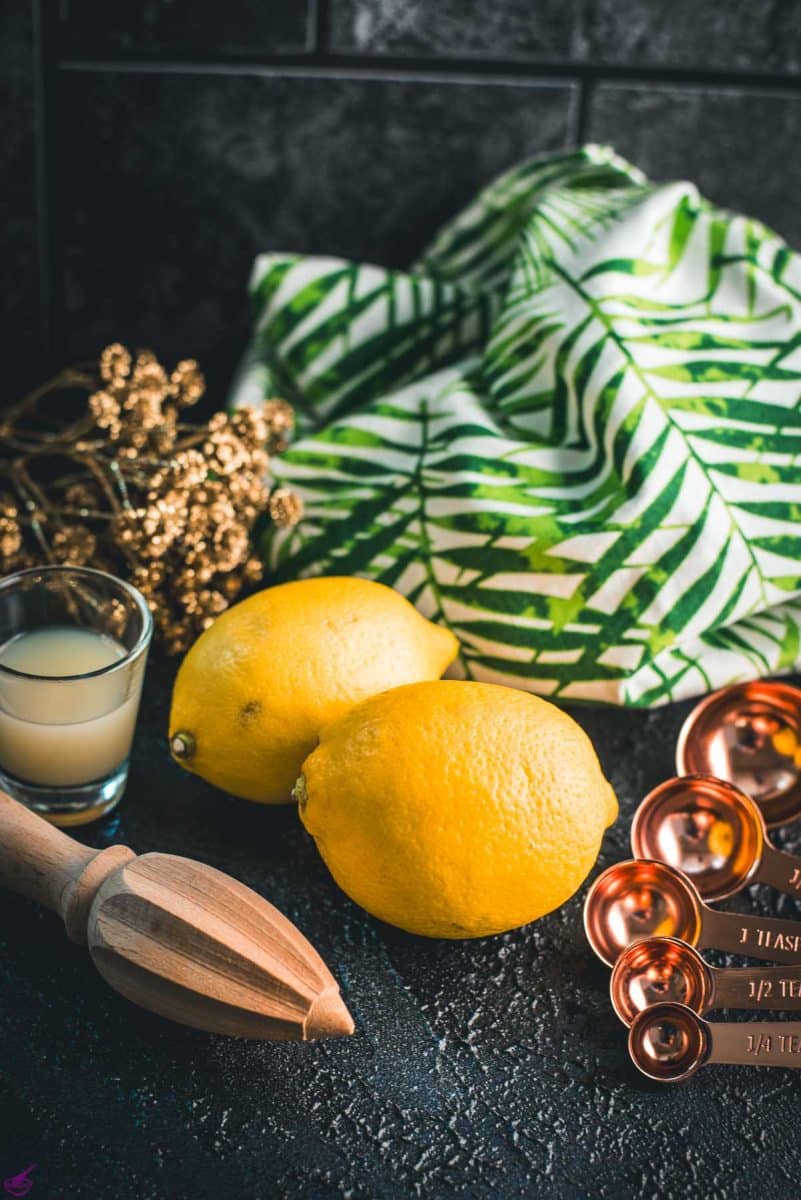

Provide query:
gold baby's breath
left=0, top=344, right=301, bottom=652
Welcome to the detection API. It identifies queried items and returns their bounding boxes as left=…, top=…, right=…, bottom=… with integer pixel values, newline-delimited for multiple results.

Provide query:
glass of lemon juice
left=0, top=566, right=152, bottom=825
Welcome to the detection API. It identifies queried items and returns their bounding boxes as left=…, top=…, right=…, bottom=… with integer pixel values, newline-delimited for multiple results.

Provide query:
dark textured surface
left=60, top=0, right=313, bottom=57
left=52, top=68, right=575, bottom=374
left=1, top=0, right=41, bottom=395
left=5, top=1, right=801, bottom=1196
left=331, top=0, right=801, bottom=71
left=3, top=660, right=801, bottom=1199
left=587, top=85, right=801, bottom=250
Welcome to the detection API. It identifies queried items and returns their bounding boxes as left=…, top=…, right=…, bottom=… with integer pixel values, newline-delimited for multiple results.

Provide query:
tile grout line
left=56, top=58, right=584, bottom=90
left=53, top=52, right=801, bottom=96
left=32, top=0, right=54, bottom=357
left=575, top=75, right=595, bottom=144
left=312, top=0, right=330, bottom=57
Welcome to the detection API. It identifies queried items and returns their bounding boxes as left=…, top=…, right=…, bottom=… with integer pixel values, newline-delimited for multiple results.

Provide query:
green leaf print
left=231, top=145, right=801, bottom=706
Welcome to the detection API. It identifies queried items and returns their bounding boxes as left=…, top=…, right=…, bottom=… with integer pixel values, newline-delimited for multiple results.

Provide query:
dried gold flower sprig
left=0, top=344, right=302, bottom=653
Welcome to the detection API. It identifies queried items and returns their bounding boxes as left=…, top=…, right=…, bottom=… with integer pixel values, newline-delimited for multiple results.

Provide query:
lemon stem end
left=292, top=774, right=308, bottom=811
left=171, top=731, right=196, bottom=763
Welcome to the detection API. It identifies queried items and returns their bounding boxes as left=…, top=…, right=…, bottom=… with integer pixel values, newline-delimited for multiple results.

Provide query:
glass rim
left=0, top=564, right=154, bottom=683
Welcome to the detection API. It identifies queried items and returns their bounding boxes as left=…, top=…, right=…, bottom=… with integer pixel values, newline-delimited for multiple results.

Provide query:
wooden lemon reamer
left=0, top=789, right=354, bottom=1041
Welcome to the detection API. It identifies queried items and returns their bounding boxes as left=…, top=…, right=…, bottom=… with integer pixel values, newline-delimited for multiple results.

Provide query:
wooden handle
left=0, top=790, right=135, bottom=944
left=0, top=792, right=353, bottom=1039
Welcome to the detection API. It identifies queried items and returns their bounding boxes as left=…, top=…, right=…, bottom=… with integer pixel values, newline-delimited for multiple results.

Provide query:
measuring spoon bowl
left=628, top=1002, right=710, bottom=1082
left=676, top=681, right=801, bottom=829
left=631, top=775, right=763, bottom=901
left=585, top=858, right=801, bottom=966
left=611, top=936, right=713, bottom=1026
left=584, top=859, right=702, bottom=967
left=629, top=1001, right=801, bottom=1082
left=632, top=774, right=801, bottom=902
left=611, top=935, right=801, bottom=1025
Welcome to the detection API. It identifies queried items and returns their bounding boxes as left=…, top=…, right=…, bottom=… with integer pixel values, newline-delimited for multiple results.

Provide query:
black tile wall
left=60, top=0, right=313, bottom=58
left=576, top=2, right=801, bottom=72
left=4, top=0, right=801, bottom=398
left=331, top=0, right=578, bottom=63
left=587, top=85, right=801, bottom=249
left=53, top=69, right=575, bottom=381
left=1, top=1, right=41, bottom=393
left=331, top=0, right=801, bottom=73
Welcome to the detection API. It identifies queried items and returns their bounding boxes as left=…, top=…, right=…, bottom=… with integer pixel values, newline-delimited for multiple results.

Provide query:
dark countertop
left=2, top=659, right=800, bottom=1200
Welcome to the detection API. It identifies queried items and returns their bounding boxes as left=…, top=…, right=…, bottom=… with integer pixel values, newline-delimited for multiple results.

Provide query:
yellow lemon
left=169, top=576, right=458, bottom=804
left=296, top=680, right=617, bottom=938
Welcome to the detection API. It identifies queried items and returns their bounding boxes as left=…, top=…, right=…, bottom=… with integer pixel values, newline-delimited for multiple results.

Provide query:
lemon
left=296, top=680, right=617, bottom=938
left=169, top=577, right=458, bottom=804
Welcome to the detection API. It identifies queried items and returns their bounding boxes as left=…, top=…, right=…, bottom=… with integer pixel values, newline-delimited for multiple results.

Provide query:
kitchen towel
left=230, top=144, right=801, bottom=705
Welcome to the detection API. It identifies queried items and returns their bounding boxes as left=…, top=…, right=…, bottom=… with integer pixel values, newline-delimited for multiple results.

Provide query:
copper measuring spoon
left=629, top=1001, right=801, bottom=1082
left=676, top=681, right=801, bottom=829
left=610, top=935, right=801, bottom=1026
left=583, top=858, right=801, bottom=967
left=631, top=774, right=801, bottom=902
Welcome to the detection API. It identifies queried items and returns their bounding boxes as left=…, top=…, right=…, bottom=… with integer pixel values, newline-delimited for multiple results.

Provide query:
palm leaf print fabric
left=230, top=144, right=801, bottom=706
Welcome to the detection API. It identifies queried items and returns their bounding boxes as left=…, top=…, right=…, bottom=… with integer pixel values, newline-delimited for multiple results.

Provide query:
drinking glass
left=0, top=566, right=153, bottom=825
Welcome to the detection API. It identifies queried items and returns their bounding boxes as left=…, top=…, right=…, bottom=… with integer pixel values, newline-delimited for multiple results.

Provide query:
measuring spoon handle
left=709, top=1021, right=801, bottom=1068
left=700, top=906, right=801, bottom=964
left=756, top=844, right=801, bottom=897
left=713, top=965, right=801, bottom=1010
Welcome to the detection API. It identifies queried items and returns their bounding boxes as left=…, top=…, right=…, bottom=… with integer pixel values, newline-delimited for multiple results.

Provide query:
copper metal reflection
left=611, top=935, right=801, bottom=1026
left=632, top=774, right=801, bottom=902
left=628, top=1002, right=709, bottom=1082
left=584, top=860, right=701, bottom=967
left=629, top=1001, right=801, bottom=1082
left=584, top=857, right=801, bottom=967
left=676, top=681, right=801, bottom=829
left=611, top=937, right=712, bottom=1026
